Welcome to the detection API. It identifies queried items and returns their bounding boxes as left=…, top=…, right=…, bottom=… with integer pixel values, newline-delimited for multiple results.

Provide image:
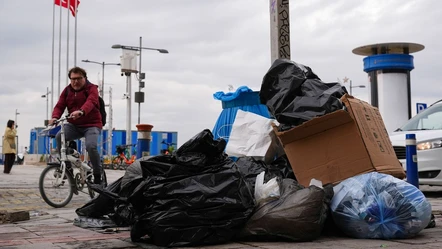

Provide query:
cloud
left=1, top=0, right=442, bottom=154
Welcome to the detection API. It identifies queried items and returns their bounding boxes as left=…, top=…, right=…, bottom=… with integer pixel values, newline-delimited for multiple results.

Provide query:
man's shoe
left=93, top=174, right=102, bottom=185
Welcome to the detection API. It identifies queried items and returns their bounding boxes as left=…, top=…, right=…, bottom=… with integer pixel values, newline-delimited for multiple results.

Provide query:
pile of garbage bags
left=75, top=59, right=434, bottom=247
left=76, top=130, right=334, bottom=247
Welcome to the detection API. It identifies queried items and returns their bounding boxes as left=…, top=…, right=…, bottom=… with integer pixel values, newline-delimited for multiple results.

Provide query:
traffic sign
left=416, top=103, right=427, bottom=114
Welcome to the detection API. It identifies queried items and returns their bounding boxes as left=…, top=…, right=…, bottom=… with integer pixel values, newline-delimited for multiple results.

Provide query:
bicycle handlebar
left=52, top=115, right=71, bottom=125
left=116, top=144, right=137, bottom=148
left=161, top=141, right=176, bottom=145
left=40, top=115, right=72, bottom=135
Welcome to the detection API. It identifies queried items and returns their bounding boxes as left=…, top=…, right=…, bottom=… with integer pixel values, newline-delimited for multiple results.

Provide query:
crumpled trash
left=259, top=59, right=347, bottom=131
left=73, top=216, right=118, bottom=228
left=235, top=156, right=295, bottom=195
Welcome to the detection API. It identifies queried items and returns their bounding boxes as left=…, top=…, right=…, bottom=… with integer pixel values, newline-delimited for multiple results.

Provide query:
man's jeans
left=56, top=123, right=102, bottom=176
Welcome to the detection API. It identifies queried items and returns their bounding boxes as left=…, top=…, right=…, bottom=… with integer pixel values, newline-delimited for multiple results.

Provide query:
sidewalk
left=1, top=165, right=442, bottom=249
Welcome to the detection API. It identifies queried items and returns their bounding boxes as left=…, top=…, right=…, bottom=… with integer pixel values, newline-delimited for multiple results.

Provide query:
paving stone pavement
left=1, top=165, right=442, bottom=249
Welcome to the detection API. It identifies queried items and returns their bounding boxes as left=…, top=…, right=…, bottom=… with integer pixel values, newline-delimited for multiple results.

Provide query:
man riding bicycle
left=49, top=67, right=103, bottom=185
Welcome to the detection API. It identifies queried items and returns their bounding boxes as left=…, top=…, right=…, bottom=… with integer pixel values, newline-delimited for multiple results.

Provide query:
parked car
left=389, top=100, right=442, bottom=186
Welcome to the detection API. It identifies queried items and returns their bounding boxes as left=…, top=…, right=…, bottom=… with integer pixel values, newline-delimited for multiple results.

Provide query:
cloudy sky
left=1, top=0, right=441, bottom=153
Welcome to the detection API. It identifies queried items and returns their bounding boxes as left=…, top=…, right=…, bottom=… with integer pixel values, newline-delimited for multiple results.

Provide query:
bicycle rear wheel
left=39, top=164, right=74, bottom=208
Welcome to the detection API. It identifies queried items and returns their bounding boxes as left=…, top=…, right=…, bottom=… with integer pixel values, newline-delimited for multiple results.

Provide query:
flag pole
left=66, top=1, right=70, bottom=86
left=58, top=1, right=62, bottom=98
left=51, top=1, right=55, bottom=113
left=74, top=0, right=78, bottom=66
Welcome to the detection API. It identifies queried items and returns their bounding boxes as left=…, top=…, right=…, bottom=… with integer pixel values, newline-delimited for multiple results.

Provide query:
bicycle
left=112, top=144, right=137, bottom=170
left=38, top=115, right=108, bottom=208
left=160, top=140, right=176, bottom=155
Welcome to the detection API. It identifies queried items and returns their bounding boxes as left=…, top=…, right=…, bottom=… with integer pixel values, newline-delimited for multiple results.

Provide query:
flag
left=54, top=0, right=80, bottom=17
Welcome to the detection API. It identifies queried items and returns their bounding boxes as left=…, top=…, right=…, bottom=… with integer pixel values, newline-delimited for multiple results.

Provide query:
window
left=401, top=103, right=442, bottom=131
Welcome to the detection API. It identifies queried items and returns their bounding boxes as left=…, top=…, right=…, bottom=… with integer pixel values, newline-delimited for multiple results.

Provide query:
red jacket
left=52, top=82, right=102, bottom=129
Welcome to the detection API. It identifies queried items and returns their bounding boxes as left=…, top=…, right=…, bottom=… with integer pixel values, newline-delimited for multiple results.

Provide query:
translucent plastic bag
left=330, top=172, right=432, bottom=239
left=254, top=171, right=280, bottom=203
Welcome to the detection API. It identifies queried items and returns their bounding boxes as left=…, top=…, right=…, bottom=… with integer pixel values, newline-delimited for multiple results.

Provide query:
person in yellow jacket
left=2, top=120, right=17, bottom=174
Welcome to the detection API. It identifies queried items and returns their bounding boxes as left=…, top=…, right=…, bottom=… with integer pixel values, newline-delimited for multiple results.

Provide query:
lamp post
left=15, top=109, right=20, bottom=126
left=112, top=41, right=168, bottom=147
left=350, top=81, right=366, bottom=95
left=41, top=87, right=51, bottom=126
left=342, top=77, right=366, bottom=95
left=112, top=41, right=169, bottom=124
left=81, top=60, right=120, bottom=97
left=82, top=60, right=120, bottom=159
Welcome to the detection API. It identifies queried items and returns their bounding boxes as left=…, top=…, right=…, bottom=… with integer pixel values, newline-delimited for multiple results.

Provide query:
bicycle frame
left=113, top=144, right=137, bottom=165
left=161, top=141, right=176, bottom=155
left=116, top=147, right=136, bottom=164
left=118, top=152, right=137, bottom=164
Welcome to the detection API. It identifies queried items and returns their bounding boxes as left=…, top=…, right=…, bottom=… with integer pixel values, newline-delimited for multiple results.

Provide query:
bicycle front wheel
left=39, top=164, right=74, bottom=208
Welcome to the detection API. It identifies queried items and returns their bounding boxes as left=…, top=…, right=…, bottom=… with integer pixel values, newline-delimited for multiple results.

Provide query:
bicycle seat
left=116, top=146, right=126, bottom=154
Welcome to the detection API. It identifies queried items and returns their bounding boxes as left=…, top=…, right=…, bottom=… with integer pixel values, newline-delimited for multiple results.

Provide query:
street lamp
left=41, top=87, right=51, bottom=126
left=111, top=44, right=169, bottom=54
left=81, top=59, right=120, bottom=97
left=342, top=77, right=366, bottom=95
left=112, top=39, right=169, bottom=146
left=350, top=82, right=366, bottom=95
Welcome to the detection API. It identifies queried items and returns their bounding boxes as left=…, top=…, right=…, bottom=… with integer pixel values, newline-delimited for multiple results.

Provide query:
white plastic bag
left=225, top=110, right=283, bottom=163
left=254, top=171, right=280, bottom=203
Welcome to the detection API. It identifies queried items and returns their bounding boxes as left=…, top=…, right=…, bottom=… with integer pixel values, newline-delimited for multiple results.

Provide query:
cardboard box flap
left=341, top=95, right=405, bottom=178
left=273, top=110, right=353, bottom=145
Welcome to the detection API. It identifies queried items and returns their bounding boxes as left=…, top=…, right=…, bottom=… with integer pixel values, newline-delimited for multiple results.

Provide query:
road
left=0, top=164, right=126, bottom=212
left=1, top=164, right=442, bottom=249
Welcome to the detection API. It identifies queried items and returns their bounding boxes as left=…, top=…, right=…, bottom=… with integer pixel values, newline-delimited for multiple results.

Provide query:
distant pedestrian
left=2, top=120, right=17, bottom=174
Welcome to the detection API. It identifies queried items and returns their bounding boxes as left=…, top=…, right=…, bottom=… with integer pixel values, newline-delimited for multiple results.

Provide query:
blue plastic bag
left=330, top=172, right=432, bottom=239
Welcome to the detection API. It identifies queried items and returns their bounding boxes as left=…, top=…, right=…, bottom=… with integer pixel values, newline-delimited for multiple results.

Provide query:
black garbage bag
left=175, top=128, right=227, bottom=166
left=267, top=155, right=295, bottom=180
left=259, top=59, right=347, bottom=131
left=75, top=177, right=123, bottom=218
left=239, top=179, right=334, bottom=242
left=124, top=129, right=255, bottom=247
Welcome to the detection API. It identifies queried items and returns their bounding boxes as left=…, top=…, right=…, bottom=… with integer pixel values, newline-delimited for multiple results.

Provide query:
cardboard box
left=273, top=95, right=405, bottom=187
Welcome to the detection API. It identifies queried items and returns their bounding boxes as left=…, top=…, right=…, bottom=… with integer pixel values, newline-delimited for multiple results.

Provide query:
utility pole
left=125, top=72, right=132, bottom=146
left=15, top=109, right=20, bottom=126
left=134, top=36, right=146, bottom=125
left=41, top=87, right=51, bottom=126
left=270, top=0, right=291, bottom=63
left=107, top=87, right=113, bottom=158
left=45, top=87, right=49, bottom=122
